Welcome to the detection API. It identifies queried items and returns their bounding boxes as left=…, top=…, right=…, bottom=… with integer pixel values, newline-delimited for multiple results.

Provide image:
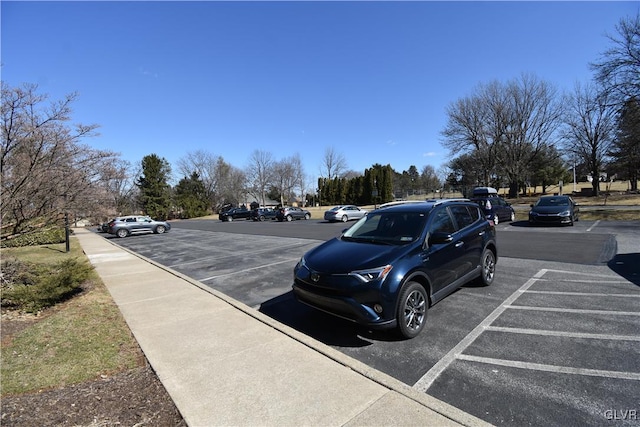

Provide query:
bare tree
left=320, top=146, right=347, bottom=180
left=1, top=82, right=116, bottom=238
left=442, top=88, right=497, bottom=186
left=211, top=158, right=246, bottom=208
left=562, top=82, right=617, bottom=196
left=176, top=149, right=225, bottom=211
left=591, top=13, right=640, bottom=106
left=273, top=159, right=296, bottom=206
left=420, top=165, right=441, bottom=193
left=498, top=74, right=564, bottom=197
left=442, top=74, right=564, bottom=197
left=97, top=158, right=137, bottom=217
left=291, top=153, right=307, bottom=206
left=272, top=153, right=306, bottom=206
left=246, top=150, right=274, bottom=206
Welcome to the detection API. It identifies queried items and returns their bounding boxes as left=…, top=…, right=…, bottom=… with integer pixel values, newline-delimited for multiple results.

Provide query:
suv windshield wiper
left=342, top=235, right=394, bottom=245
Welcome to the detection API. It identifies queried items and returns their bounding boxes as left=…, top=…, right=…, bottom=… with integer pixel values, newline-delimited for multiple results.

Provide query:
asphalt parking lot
left=101, top=218, right=640, bottom=426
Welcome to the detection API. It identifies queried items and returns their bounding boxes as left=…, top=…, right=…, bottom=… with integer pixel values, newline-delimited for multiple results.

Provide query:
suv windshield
left=536, top=197, right=569, bottom=207
left=343, top=211, right=428, bottom=244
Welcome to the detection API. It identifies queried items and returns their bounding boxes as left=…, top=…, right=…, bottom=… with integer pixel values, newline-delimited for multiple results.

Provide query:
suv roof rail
left=378, top=200, right=427, bottom=208
left=428, top=198, right=471, bottom=205
left=378, top=198, right=471, bottom=209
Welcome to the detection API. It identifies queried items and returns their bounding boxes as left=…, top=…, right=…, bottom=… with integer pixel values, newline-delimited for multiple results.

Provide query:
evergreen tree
left=364, top=164, right=394, bottom=204
left=175, top=172, right=209, bottom=218
left=610, top=97, right=640, bottom=191
left=136, top=154, right=172, bottom=219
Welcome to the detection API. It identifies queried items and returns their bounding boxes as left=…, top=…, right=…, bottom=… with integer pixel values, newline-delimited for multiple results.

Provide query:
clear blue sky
left=2, top=1, right=637, bottom=184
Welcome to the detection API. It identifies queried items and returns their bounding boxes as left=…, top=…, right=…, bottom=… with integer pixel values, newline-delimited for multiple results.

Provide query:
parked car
left=97, top=220, right=113, bottom=233
left=219, top=207, right=251, bottom=222
left=324, top=205, right=368, bottom=222
left=293, top=199, right=497, bottom=339
left=470, top=196, right=515, bottom=225
left=472, top=186, right=498, bottom=197
left=276, top=207, right=311, bottom=222
left=251, top=207, right=277, bottom=221
left=529, top=195, right=579, bottom=226
left=107, top=215, right=171, bottom=238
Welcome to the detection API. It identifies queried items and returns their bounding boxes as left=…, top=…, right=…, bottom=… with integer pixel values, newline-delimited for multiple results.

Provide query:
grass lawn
left=1, top=238, right=144, bottom=395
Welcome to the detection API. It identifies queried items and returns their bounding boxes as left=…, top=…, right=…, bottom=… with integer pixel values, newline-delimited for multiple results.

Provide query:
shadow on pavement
left=608, top=253, right=640, bottom=286
left=508, top=220, right=532, bottom=227
left=259, top=291, right=401, bottom=347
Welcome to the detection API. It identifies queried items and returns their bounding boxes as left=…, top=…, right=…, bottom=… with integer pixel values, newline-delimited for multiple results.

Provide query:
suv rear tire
left=478, top=248, right=496, bottom=286
left=116, top=228, right=129, bottom=238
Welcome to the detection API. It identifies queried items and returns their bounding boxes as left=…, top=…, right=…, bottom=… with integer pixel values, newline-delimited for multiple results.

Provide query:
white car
left=323, top=205, right=368, bottom=222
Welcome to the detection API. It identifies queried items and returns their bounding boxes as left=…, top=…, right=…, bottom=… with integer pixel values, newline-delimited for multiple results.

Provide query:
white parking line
left=543, top=268, right=620, bottom=278
left=485, top=326, right=640, bottom=341
left=457, top=354, right=640, bottom=381
left=413, top=269, right=548, bottom=392
left=168, top=242, right=314, bottom=268
left=507, top=305, right=640, bottom=316
left=531, top=279, right=629, bottom=284
left=413, top=268, right=640, bottom=392
left=198, top=258, right=299, bottom=282
left=587, top=220, right=601, bottom=232
left=525, top=290, right=640, bottom=297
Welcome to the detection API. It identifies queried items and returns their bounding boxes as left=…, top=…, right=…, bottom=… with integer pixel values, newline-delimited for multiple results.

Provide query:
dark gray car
left=276, top=207, right=311, bottom=221
left=529, top=195, right=579, bottom=226
left=470, top=197, right=516, bottom=225
left=107, top=215, right=171, bottom=238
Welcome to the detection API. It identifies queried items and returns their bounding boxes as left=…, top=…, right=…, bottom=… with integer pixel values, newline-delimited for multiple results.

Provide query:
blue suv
left=293, top=199, right=497, bottom=339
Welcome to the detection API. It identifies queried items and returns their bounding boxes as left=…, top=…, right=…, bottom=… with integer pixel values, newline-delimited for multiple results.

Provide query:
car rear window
left=450, top=205, right=475, bottom=229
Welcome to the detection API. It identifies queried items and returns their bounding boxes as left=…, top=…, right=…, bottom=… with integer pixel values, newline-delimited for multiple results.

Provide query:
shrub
left=1, top=258, right=93, bottom=313
left=1, top=227, right=68, bottom=248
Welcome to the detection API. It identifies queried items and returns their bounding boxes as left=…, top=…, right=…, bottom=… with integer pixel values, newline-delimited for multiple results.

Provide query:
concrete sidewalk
left=74, top=228, right=490, bottom=427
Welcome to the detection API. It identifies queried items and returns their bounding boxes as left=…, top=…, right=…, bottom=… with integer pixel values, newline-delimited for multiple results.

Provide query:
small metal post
left=65, top=211, right=70, bottom=253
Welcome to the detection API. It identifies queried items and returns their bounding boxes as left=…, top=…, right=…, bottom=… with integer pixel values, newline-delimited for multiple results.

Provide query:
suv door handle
left=455, top=241, right=464, bottom=248
left=478, top=231, right=486, bottom=236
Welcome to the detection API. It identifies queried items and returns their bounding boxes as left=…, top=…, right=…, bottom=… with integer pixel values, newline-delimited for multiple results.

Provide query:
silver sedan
left=323, top=205, right=368, bottom=222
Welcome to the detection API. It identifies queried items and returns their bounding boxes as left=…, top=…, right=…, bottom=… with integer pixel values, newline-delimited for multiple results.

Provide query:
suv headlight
left=350, top=265, right=393, bottom=283
left=559, top=210, right=570, bottom=216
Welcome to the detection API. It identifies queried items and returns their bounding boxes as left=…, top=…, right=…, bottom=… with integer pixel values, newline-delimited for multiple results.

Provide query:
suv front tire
left=396, top=281, right=428, bottom=339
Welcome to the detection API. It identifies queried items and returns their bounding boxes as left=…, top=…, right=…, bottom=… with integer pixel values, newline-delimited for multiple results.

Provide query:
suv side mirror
left=429, top=231, right=453, bottom=245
